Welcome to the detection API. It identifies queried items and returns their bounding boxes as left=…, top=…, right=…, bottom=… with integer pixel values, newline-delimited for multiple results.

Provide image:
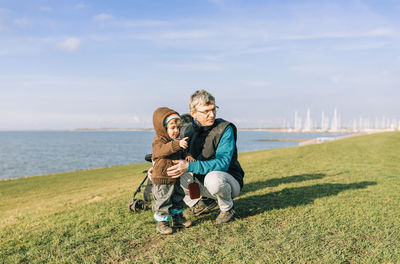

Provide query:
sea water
left=0, top=131, right=345, bottom=180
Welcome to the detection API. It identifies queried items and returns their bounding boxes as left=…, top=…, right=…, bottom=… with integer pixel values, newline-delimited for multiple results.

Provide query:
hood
left=153, top=107, right=179, bottom=139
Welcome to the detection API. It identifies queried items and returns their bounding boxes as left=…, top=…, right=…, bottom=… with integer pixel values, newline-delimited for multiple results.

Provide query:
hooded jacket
left=151, top=107, right=183, bottom=185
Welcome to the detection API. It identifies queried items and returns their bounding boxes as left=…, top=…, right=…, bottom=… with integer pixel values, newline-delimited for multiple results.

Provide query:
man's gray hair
left=189, top=90, right=215, bottom=111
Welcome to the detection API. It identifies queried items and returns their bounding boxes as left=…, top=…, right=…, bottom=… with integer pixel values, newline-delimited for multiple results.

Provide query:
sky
left=0, top=0, right=399, bottom=130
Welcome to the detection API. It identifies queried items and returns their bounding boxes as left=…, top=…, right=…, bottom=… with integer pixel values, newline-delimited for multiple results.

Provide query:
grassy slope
left=1, top=132, right=399, bottom=263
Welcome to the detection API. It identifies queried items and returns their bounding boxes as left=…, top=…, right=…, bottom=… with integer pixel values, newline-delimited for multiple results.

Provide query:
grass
left=1, top=132, right=400, bottom=263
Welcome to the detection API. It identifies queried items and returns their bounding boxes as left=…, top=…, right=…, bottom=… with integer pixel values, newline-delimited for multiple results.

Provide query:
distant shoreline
left=0, top=128, right=389, bottom=133
left=72, top=128, right=358, bottom=133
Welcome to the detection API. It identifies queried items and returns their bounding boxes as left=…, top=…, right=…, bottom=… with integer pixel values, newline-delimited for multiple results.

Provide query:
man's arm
left=187, top=125, right=235, bottom=174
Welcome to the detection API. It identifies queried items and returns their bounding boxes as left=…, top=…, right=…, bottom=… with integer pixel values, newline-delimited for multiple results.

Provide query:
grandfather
left=167, top=89, right=244, bottom=224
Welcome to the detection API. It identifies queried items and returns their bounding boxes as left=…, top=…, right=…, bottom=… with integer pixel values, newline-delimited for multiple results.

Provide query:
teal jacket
left=188, top=126, right=234, bottom=173
left=183, top=118, right=244, bottom=188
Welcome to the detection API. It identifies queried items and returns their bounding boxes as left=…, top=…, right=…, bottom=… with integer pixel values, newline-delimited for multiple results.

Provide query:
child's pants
left=152, top=179, right=186, bottom=222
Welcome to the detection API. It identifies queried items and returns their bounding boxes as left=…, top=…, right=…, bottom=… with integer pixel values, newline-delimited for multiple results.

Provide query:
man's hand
left=167, top=160, right=189, bottom=178
left=179, top=137, right=189, bottom=149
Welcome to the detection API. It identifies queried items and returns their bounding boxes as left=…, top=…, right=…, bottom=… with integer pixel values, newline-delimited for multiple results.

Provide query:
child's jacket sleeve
left=152, top=138, right=181, bottom=159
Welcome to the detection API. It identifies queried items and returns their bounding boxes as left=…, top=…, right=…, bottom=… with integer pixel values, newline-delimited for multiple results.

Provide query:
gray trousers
left=180, top=171, right=241, bottom=212
left=152, top=179, right=185, bottom=220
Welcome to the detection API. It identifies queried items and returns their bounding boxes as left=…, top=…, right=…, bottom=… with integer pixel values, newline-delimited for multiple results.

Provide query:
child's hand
left=185, top=155, right=196, bottom=162
left=179, top=137, right=189, bottom=149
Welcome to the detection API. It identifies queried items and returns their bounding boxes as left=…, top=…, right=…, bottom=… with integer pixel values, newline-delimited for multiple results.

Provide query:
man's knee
left=204, top=171, right=230, bottom=195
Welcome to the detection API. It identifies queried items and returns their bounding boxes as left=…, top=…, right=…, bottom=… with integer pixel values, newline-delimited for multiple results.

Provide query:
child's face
left=166, top=120, right=180, bottom=139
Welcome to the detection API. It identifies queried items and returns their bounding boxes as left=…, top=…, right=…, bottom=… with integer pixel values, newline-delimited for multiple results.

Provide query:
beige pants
left=180, top=171, right=241, bottom=212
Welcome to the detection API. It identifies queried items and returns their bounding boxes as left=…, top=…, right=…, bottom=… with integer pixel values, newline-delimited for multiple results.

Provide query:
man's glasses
left=197, top=106, right=219, bottom=116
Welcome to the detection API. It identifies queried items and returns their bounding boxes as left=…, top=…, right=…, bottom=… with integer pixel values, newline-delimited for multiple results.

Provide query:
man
left=167, top=89, right=244, bottom=224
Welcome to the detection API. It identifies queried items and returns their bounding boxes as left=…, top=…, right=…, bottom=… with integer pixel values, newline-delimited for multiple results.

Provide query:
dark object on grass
left=128, top=155, right=153, bottom=213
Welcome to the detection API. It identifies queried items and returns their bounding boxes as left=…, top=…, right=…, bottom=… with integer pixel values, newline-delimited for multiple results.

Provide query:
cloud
left=163, top=63, right=224, bottom=71
left=13, top=18, right=31, bottom=26
left=132, top=115, right=140, bottom=123
left=112, top=19, right=169, bottom=28
left=159, top=30, right=212, bottom=39
left=93, top=13, right=113, bottom=21
left=335, top=42, right=387, bottom=51
left=365, top=28, right=394, bottom=37
left=58, top=37, right=81, bottom=52
left=284, top=28, right=395, bottom=41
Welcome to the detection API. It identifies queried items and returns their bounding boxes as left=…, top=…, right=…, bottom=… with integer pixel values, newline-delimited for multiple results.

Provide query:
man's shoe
left=184, top=198, right=219, bottom=217
left=172, top=213, right=192, bottom=228
left=156, top=221, right=173, bottom=235
left=215, top=208, right=235, bottom=224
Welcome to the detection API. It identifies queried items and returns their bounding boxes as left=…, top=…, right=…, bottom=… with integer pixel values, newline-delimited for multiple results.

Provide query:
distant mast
left=303, top=108, right=312, bottom=132
left=321, top=111, right=329, bottom=132
left=294, top=111, right=302, bottom=131
left=330, top=108, right=339, bottom=132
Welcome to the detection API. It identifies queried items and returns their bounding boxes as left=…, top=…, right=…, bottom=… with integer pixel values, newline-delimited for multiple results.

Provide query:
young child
left=151, top=107, right=192, bottom=234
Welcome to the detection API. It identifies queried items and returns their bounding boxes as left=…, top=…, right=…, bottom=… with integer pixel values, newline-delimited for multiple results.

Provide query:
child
left=151, top=107, right=193, bottom=234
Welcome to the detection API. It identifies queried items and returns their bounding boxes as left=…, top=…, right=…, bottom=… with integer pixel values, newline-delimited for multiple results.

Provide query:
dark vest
left=182, top=118, right=244, bottom=188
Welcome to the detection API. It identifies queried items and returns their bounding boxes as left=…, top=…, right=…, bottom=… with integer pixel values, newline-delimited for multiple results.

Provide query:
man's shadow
left=241, top=173, right=330, bottom=194
left=235, top=181, right=377, bottom=217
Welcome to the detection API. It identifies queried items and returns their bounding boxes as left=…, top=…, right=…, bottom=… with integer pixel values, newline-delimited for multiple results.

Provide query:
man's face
left=191, top=103, right=217, bottom=127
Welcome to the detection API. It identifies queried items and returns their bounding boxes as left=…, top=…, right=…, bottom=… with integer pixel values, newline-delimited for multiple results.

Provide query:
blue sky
left=0, top=0, right=399, bottom=130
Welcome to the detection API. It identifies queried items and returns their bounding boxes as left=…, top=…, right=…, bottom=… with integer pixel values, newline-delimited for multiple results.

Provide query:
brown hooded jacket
left=151, top=107, right=183, bottom=185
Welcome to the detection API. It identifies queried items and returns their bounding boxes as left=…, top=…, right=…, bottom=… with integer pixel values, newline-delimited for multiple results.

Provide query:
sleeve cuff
left=171, top=140, right=181, bottom=152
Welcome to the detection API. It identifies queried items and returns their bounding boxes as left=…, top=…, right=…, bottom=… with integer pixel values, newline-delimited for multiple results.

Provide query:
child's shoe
left=172, top=213, right=192, bottom=228
left=156, top=221, right=173, bottom=235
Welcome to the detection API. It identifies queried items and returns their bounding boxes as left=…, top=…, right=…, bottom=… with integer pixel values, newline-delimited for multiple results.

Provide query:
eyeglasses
left=196, top=106, right=219, bottom=116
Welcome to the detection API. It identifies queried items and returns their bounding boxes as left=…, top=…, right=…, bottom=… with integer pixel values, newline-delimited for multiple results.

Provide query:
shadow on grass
left=242, top=173, right=329, bottom=194
left=235, top=181, right=377, bottom=218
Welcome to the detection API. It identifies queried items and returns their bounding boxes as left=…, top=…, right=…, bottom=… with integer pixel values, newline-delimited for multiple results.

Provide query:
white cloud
left=93, top=13, right=113, bottom=21
left=163, top=63, right=224, bottom=71
left=58, top=37, right=81, bottom=52
left=159, top=30, right=212, bottom=39
left=13, top=18, right=31, bottom=26
left=285, top=32, right=353, bottom=40
left=112, top=19, right=169, bottom=28
left=285, top=27, right=395, bottom=41
left=365, top=28, right=394, bottom=37
left=132, top=115, right=141, bottom=123
left=335, top=42, right=386, bottom=51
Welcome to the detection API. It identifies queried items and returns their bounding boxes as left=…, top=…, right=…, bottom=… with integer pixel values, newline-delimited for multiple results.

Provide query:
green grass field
left=1, top=132, right=400, bottom=263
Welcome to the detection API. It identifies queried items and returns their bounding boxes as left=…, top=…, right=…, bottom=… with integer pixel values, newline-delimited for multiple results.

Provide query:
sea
left=0, top=131, right=346, bottom=180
